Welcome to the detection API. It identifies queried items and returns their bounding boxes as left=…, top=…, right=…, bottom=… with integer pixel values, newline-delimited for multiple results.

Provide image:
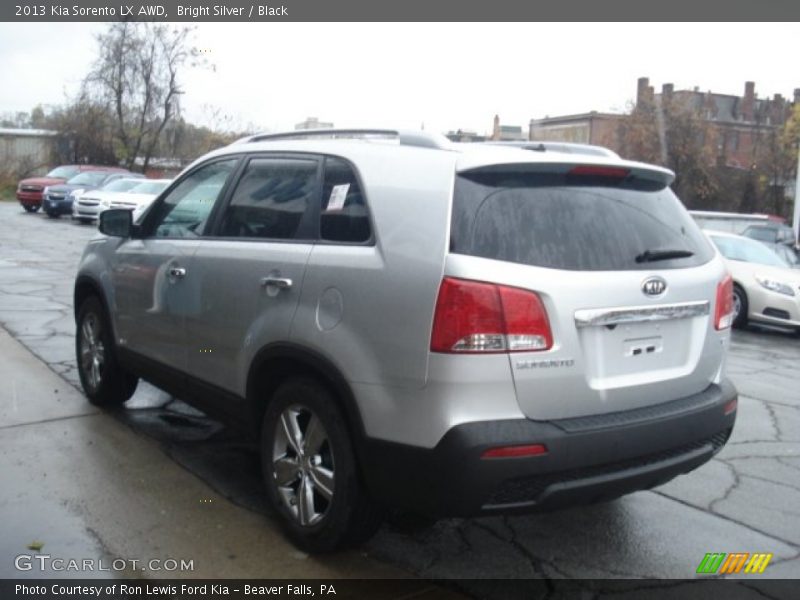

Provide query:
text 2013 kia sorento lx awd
left=74, top=129, right=737, bottom=551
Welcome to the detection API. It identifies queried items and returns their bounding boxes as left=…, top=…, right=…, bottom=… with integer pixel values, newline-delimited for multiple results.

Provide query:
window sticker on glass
left=326, top=183, right=350, bottom=212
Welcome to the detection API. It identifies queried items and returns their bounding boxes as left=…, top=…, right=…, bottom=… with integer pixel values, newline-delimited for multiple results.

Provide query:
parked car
left=109, top=179, right=172, bottom=222
left=689, top=210, right=786, bottom=236
left=16, top=165, right=112, bottom=212
left=42, top=169, right=131, bottom=218
left=773, top=243, right=800, bottom=269
left=74, top=129, right=737, bottom=552
left=706, top=231, right=800, bottom=331
left=72, top=177, right=147, bottom=223
left=741, top=222, right=797, bottom=249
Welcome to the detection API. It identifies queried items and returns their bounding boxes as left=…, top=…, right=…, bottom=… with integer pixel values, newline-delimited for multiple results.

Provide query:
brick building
left=528, top=111, right=622, bottom=150
left=528, top=78, right=799, bottom=166
left=635, top=77, right=799, bottom=169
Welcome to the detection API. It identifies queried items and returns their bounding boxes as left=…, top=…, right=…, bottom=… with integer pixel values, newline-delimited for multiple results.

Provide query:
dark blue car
left=42, top=169, right=134, bottom=218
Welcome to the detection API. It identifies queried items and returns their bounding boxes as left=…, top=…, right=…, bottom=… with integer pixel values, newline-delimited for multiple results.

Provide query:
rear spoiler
left=457, top=161, right=675, bottom=189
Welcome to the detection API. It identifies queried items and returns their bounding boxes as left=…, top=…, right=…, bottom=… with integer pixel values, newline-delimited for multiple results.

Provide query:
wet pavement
left=0, top=202, right=798, bottom=592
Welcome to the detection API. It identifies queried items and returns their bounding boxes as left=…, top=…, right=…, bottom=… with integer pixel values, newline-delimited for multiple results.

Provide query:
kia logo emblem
left=642, top=276, right=667, bottom=297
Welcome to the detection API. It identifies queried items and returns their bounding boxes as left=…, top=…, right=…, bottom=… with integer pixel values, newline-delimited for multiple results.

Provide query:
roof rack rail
left=233, top=128, right=452, bottom=150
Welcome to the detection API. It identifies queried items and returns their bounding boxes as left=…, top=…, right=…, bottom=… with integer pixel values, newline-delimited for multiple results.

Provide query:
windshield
left=451, top=170, right=714, bottom=271
left=710, top=235, right=789, bottom=268
left=67, top=171, right=110, bottom=186
left=102, top=179, right=142, bottom=192
left=46, top=166, right=80, bottom=179
left=130, top=181, right=170, bottom=194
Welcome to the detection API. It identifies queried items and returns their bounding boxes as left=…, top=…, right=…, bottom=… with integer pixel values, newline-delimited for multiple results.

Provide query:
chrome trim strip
left=574, top=300, right=710, bottom=328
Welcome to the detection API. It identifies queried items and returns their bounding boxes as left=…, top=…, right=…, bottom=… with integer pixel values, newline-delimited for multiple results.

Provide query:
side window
left=150, top=159, right=237, bottom=238
left=218, top=158, right=318, bottom=240
left=320, top=158, right=371, bottom=243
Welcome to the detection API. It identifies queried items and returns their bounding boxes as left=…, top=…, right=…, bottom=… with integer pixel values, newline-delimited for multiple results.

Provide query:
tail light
left=481, top=444, right=548, bottom=459
left=430, top=277, right=552, bottom=353
left=715, top=275, right=734, bottom=330
left=568, top=165, right=630, bottom=179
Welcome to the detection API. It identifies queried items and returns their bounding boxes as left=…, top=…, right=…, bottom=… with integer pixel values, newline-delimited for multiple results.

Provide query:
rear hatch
left=446, top=160, right=728, bottom=420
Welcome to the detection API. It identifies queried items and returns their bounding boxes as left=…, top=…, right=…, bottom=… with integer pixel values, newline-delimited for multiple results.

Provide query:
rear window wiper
left=635, top=249, right=695, bottom=263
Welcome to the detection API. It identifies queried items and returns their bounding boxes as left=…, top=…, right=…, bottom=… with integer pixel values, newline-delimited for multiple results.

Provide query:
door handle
left=260, top=276, right=293, bottom=290
left=169, top=266, right=186, bottom=279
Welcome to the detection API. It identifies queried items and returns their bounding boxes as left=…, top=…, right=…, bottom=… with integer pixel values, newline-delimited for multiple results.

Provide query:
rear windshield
left=451, top=170, right=714, bottom=271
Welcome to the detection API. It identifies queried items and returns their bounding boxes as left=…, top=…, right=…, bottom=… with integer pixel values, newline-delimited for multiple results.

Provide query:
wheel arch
left=246, top=343, right=367, bottom=449
left=74, top=275, right=111, bottom=322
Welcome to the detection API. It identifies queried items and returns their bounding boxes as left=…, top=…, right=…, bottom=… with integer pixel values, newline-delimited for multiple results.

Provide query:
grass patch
left=0, top=182, right=17, bottom=202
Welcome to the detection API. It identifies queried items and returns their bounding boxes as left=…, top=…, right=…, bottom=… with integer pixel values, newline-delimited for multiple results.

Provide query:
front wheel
left=46, top=211, right=59, bottom=219
left=732, top=284, right=748, bottom=328
left=260, top=378, right=382, bottom=552
left=76, top=296, right=138, bottom=406
left=23, top=205, right=40, bottom=213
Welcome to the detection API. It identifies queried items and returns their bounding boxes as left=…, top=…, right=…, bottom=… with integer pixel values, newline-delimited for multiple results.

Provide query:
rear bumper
left=361, top=380, right=737, bottom=517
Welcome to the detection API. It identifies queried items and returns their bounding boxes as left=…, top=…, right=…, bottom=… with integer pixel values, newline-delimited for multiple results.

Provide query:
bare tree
left=83, top=22, right=204, bottom=172
left=618, top=95, right=719, bottom=209
left=48, top=95, right=117, bottom=165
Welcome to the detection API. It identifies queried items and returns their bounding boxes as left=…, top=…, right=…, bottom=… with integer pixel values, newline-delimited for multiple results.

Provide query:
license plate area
left=623, top=336, right=663, bottom=357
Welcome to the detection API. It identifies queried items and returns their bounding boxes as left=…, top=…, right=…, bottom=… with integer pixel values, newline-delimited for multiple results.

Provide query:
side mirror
left=99, top=209, right=133, bottom=238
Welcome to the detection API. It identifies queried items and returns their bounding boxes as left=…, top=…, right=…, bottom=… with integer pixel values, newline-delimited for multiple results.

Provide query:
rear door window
left=218, top=158, right=319, bottom=240
left=451, top=169, right=714, bottom=271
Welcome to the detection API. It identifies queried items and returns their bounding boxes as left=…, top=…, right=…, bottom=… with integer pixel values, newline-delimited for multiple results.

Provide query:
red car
left=16, top=165, right=124, bottom=212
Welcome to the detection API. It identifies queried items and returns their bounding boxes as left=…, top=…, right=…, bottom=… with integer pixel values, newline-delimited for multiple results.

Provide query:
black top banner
left=3, top=0, right=800, bottom=22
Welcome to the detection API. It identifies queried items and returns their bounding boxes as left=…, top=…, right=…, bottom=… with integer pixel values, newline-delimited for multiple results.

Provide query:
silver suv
left=74, top=129, right=738, bottom=552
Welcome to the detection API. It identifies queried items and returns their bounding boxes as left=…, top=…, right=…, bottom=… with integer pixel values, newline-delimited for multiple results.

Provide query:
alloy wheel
left=79, top=313, right=105, bottom=392
left=272, top=405, right=335, bottom=527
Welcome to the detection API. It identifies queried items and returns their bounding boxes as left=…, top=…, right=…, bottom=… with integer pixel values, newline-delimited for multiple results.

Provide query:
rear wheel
left=76, top=296, right=138, bottom=406
left=260, top=378, right=382, bottom=552
left=732, top=284, right=748, bottom=328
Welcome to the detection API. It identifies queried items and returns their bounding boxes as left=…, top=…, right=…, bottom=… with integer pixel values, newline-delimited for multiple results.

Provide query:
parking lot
left=0, top=201, right=798, bottom=591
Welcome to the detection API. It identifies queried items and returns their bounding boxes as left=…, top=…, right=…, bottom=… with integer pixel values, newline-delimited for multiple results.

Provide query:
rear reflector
left=482, top=444, right=548, bottom=459
left=568, top=165, right=630, bottom=179
left=715, top=274, right=734, bottom=330
left=724, top=398, right=738, bottom=416
left=430, top=277, right=553, bottom=353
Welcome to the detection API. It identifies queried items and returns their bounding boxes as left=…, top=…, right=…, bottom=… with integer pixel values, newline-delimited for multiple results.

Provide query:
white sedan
left=105, top=179, right=172, bottom=222
left=72, top=177, right=145, bottom=222
left=706, top=230, right=800, bottom=332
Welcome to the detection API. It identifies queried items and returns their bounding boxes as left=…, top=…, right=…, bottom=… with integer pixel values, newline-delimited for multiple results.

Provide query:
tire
left=732, top=284, right=748, bottom=328
left=260, top=377, right=382, bottom=552
left=46, top=211, right=59, bottom=219
left=23, top=205, right=39, bottom=213
left=76, top=296, right=138, bottom=406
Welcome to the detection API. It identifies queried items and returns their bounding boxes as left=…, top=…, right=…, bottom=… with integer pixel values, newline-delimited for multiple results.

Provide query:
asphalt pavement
left=0, top=202, right=798, bottom=593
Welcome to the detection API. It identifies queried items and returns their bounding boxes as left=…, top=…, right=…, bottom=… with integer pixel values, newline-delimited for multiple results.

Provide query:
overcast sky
left=1, top=22, right=799, bottom=135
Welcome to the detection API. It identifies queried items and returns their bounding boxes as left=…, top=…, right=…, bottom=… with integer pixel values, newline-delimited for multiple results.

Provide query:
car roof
left=204, top=128, right=674, bottom=186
